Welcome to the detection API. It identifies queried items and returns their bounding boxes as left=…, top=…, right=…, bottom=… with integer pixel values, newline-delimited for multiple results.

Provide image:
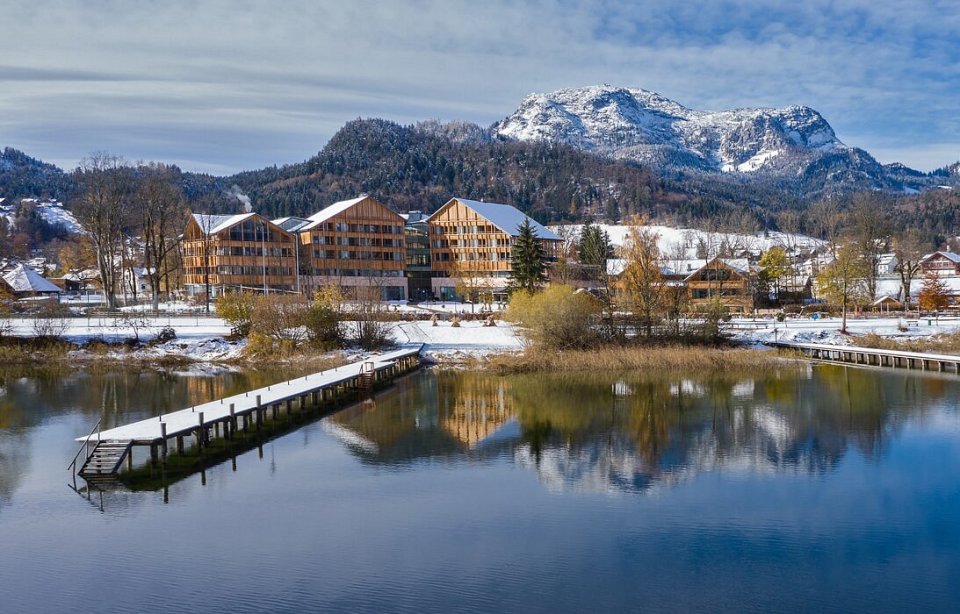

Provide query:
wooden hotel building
left=181, top=213, right=298, bottom=296
left=427, top=197, right=561, bottom=301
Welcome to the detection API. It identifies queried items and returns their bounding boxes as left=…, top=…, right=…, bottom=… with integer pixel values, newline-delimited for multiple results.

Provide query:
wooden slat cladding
left=300, top=196, right=406, bottom=281
left=428, top=199, right=560, bottom=278
left=181, top=214, right=298, bottom=292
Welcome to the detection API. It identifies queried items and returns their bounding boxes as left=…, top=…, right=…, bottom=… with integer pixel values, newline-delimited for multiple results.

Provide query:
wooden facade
left=684, top=258, right=755, bottom=314
left=428, top=198, right=561, bottom=300
left=919, top=252, right=960, bottom=277
left=299, top=196, right=407, bottom=300
left=181, top=213, right=297, bottom=296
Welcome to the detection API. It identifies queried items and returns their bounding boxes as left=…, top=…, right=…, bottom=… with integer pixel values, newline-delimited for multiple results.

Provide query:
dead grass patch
left=852, top=332, right=960, bottom=355
left=480, top=343, right=793, bottom=374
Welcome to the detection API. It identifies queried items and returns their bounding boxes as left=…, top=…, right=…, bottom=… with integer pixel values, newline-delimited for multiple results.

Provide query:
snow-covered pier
left=772, top=340, right=960, bottom=373
left=71, top=346, right=423, bottom=482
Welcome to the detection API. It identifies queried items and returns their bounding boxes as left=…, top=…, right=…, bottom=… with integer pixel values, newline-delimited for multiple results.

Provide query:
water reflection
left=328, top=365, right=957, bottom=494
left=0, top=363, right=313, bottom=508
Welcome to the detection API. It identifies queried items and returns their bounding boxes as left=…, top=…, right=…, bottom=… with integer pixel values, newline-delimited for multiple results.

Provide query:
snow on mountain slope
left=494, top=85, right=852, bottom=176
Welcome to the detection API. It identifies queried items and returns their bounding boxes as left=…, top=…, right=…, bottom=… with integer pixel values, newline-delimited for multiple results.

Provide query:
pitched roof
left=2, top=264, right=62, bottom=293
left=431, top=198, right=561, bottom=240
left=191, top=213, right=258, bottom=235
left=682, top=257, right=751, bottom=281
left=921, top=251, right=960, bottom=264
left=301, top=196, right=385, bottom=230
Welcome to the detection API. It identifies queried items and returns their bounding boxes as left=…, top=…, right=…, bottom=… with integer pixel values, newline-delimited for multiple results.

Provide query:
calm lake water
left=1, top=362, right=959, bottom=613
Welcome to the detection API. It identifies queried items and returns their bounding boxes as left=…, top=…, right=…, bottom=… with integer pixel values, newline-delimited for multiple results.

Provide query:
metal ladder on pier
left=78, top=441, right=132, bottom=480
left=68, top=419, right=132, bottom=486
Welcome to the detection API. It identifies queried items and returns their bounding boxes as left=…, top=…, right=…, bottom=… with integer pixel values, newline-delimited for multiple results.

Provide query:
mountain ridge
left=492, top=85, right=937, bottom=195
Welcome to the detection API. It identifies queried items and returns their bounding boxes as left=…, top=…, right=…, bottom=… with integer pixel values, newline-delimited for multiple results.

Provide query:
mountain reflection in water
left=327, top=364, right=939, bottom=494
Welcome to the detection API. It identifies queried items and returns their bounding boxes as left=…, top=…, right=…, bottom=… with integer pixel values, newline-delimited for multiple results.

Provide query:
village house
left=298, top=196, right=407, bottom=300
left=919, top=251, right=960, bottom=277
left=684, top=257, right=756, bottom=314
left=181, top=213, right=298, bottom=297
left=427, top=197, right=561, bottom=302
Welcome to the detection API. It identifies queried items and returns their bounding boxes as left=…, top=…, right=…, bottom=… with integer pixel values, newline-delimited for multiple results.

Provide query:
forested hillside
left=3, top=119, right=960, bottom=246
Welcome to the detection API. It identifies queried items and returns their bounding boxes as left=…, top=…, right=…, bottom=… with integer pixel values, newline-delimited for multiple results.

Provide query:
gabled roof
left=2, top=264, right=62, bottom=293
left=301, top=196, right=399, bottom=231
left=191, top=213, right=258, bottom=236
left=683, top=257, right=751, bottom=281
left=921, top=251, right=960, bottom=264
left=430, top=198, right=561, bottom=241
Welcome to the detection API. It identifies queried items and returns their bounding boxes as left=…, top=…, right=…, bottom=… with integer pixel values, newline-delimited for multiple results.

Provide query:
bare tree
left=73, top=153, right=132, bottom=310
left=848, top=193, right=892, bottom=302
left=138, top=164, right=186, bottom=313
left=892, top=229, right=928, bottom=308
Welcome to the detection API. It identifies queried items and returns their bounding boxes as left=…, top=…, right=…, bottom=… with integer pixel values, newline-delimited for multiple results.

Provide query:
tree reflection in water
left=328, top=364, right=956, bottom=494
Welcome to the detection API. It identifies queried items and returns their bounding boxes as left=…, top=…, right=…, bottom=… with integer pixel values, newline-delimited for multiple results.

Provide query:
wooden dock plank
left=77, top=345, right=422, bottom=444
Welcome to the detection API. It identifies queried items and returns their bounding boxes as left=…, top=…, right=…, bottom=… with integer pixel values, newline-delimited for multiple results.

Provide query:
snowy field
left=727, top=315, right=960, bottom=347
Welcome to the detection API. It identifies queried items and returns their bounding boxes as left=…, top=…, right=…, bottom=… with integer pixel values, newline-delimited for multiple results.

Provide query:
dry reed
left=852, top=331, right=960, bottom=355
left=480, top=344, right=793, bottom=374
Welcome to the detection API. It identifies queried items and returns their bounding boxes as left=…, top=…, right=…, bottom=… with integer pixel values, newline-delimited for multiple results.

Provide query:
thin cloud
left=0, top=0, right=957, bottom=173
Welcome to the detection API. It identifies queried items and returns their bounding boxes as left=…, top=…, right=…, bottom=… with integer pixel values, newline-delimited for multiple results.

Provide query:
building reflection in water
left=326, top=364, right=957, bottom=495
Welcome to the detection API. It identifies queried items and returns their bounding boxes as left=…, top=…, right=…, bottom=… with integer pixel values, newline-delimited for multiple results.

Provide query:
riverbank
left=3, top=313, right=960, bottom=368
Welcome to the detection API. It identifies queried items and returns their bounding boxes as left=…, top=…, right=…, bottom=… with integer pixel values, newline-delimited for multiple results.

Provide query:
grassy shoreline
left=468, top=343, right=797, bottom=374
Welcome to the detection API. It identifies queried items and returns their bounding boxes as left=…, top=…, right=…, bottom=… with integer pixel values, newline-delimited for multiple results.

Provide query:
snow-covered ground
left=393, top=319, right=523, bottom=362
left=727, top=315, right=960, bottom=347
left=4, top=310, right=960, bottom=366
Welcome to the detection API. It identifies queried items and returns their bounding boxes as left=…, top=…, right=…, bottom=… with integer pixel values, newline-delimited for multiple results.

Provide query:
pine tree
left=510, top=219, right=546, bottom=293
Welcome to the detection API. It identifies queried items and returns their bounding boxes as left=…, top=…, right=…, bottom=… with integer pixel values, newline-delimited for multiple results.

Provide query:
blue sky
left=1, top=0, right=958, bottom=174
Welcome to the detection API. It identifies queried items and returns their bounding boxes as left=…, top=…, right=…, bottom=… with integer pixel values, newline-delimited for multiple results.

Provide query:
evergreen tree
left=577, top=220, right=612, bottom=268
left=510, top=219, right=546, bottom=293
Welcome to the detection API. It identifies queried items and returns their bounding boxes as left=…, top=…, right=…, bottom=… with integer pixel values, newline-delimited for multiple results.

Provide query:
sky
left=2, top=0, right=959, bottom=175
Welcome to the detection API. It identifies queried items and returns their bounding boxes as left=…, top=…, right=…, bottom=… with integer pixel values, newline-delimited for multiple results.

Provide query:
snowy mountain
left=493, top=85, right=914, bottom=192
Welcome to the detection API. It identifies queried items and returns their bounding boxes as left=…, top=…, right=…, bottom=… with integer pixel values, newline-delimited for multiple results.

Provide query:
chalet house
left=427, top=198, right=561, bottom=302
left=684, top=258, right=756, bottom=314
left=919, top=251, right=960, bottom=277
left=181, top=213, right=297, bottom=297
left=299, top=196, right=407, bottom=300
left=2, top=264, right=63, bottom=299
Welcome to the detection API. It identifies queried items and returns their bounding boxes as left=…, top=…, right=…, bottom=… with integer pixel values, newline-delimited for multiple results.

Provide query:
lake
left=0, top=362, right=958, bottom=613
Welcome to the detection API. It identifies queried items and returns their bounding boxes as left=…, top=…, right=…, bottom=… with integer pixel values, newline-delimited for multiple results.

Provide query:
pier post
left=176, top=435, right=184, bottom=454
left=230, top=403, right=237, bottom=434
left=197, top=412, right=205, bottom=450
left=160, top=422, right=168, bottom=465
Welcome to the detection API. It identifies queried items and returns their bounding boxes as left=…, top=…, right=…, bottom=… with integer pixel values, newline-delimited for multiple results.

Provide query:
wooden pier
left=71, top=346, right=423, bottom=483
left=771, top=340, right=960, bottom=373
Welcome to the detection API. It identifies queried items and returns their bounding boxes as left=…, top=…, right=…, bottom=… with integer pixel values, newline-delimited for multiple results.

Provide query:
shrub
left=156, top=326, right=176, bottom=342
left=302, top=299, right=344, bottom=350
left=31, top=301, right=70, bottom=340
left=250, top=294, right=309, bottom=344
left=215, top=292, right=256, bottom=337
left=505, top=285, right=601, bottom=350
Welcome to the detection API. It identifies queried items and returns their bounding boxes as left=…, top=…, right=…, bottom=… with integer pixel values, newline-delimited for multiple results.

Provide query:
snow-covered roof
left=191, top=213, right=258, bottom=235
left=872, top=294, right=901, bottom=306
left=301, top=196, right=379, bottom=230
left=434, top=198, right=561, bottom=241
left=921, top=251, right=960, bottom=264
left=2, top=264, right=62, bottom=294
